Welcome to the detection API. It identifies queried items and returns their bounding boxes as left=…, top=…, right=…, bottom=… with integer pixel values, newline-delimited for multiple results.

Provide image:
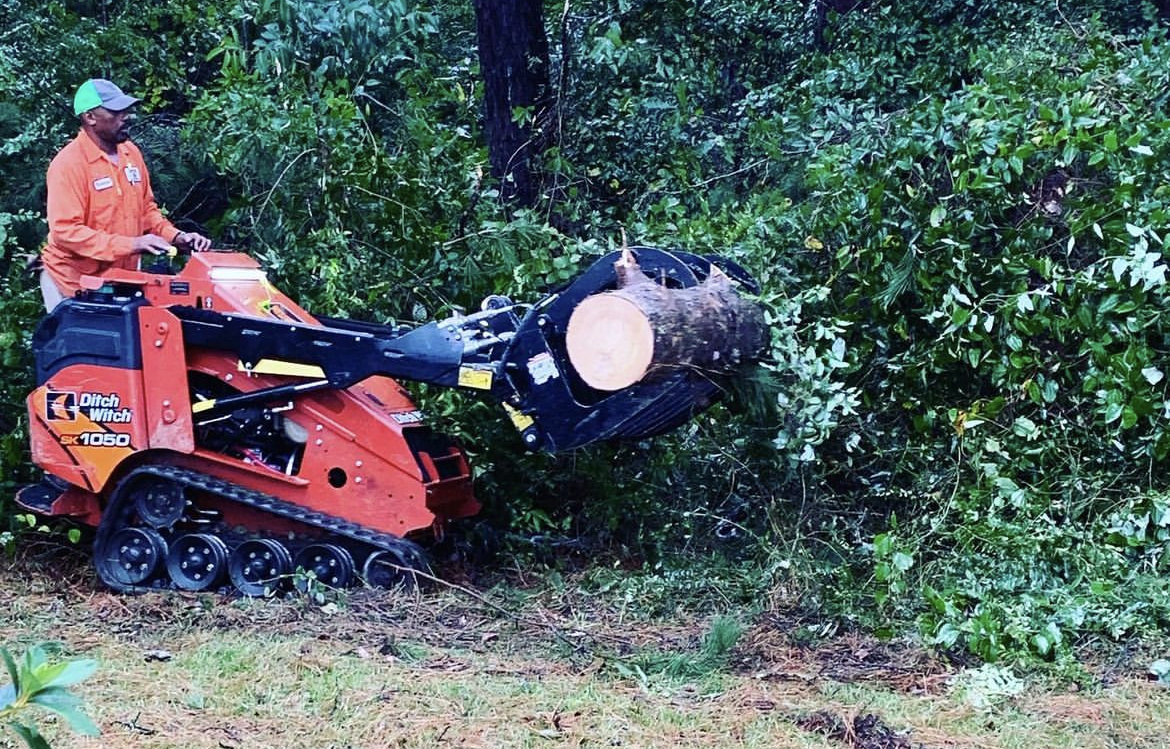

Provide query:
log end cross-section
left=565, top=249, right=766, bottom=391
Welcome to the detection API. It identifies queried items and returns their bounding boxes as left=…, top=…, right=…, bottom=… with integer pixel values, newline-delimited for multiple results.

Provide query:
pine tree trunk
left=473, top=0, right=550, bottom=206
left=565, top=251, right=766, bottom=391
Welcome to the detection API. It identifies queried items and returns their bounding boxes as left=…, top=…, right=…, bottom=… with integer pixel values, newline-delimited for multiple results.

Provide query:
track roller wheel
left=229, top=539, right=292, bottom=597
left=95, top=527, right=168, bottom=590
left=166, top=533, right=229, bottom=591
left=360, top=550, right=418, bottom=590
left=132, top=478, right=187, bottom=529
left=293, top=544, right=355, bottom=591
left=360, top=543, right=430, bottom=589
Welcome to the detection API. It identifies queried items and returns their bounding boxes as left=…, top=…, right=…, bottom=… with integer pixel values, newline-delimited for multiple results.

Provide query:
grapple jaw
left=494, top=247, right=764, bottom=452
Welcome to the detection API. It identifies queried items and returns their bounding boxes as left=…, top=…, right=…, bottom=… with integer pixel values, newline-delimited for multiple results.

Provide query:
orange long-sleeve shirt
left=42, top=130, right=180, bottom=296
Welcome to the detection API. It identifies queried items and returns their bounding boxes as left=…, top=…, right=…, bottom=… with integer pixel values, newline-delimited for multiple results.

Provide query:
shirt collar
left=76, top=128, right=128, bottom=164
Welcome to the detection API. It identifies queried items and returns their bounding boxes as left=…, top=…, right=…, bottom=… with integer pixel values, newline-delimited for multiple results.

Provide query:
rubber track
left=120, top=463, right=429, bottom=568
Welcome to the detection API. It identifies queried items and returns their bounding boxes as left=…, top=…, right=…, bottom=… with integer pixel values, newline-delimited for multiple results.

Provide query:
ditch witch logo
left=45, top=391, right=133, bottom=423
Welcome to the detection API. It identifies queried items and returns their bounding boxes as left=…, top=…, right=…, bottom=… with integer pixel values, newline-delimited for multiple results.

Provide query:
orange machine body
left=25, top=252, right=479, bottom=539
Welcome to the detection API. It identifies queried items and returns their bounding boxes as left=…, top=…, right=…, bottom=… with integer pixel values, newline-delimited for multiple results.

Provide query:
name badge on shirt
left=124, top=165, right=142, bottom=184
left=93, top=176, right=114, bottom=191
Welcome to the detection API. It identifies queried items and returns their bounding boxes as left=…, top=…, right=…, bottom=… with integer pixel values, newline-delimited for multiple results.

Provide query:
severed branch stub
left=564, top=247, right=766, bottom=391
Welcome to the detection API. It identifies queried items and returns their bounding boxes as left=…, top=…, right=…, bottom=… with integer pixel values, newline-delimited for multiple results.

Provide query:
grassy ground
left=1, top=544, right=1168, bottom=749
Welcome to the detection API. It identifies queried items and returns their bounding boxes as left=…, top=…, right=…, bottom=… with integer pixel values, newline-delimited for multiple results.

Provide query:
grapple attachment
left=492, top=247, right=764, bottom=451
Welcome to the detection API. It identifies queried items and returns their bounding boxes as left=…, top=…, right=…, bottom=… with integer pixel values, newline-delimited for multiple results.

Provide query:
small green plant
left=615, top=614, right=745, bottom=688
left=1, top=644, right=99, bottom=748
left=949, top=663, right=1027, bottom=712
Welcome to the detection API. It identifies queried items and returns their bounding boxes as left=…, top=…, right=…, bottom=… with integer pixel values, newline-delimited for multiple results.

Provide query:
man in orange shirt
left=41, top=78, right=211, bottom=310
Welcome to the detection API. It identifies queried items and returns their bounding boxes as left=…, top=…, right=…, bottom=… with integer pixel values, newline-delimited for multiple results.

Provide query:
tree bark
left=565, top=250, right=766, bottom=392
left=473, top=0, right=551, bottom=207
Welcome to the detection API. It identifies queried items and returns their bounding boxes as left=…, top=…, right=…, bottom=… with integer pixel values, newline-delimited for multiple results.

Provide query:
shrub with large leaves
left=785, top=22, right=1170, bottom=659
left=1, top=645, right=98, bottom=749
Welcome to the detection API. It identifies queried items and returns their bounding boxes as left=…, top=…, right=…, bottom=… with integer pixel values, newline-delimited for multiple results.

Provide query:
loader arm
left=92, top=247, right=761, bottom=452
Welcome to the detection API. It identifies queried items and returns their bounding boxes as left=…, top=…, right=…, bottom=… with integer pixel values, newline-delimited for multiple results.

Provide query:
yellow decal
left=241, top=359, right=327, bottom=378
left=503, top=403, right=535, bottom=431
left=192, top=399, right=216, bottom=414
left=458, top=367, right=493, bottom=390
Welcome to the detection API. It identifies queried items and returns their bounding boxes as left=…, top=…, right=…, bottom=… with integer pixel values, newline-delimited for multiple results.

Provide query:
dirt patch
left=793, top=709, right=916, bottom=749
left=735, top=615, right=954, bottom=694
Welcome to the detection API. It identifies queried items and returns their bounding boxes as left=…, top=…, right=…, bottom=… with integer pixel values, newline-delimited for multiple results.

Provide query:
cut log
left=565, top=249, right=766, bottom=391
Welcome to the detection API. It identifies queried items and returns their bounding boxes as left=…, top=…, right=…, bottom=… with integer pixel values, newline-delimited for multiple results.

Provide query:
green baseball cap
left=73, top=79, right=140, bottom=116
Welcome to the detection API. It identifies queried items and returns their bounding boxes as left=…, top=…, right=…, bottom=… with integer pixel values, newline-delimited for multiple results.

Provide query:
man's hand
left=132, top=234, right=175, bottom=256
left=174, top=231, right=212, bottom=252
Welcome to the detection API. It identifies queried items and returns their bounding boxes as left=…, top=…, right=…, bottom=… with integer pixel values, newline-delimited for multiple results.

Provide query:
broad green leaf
left=932, top=623, right=961, bottom=649
left=1110, top=259, right=1127, bottom=283
left=24, top=648, right=46, bottom=670
left=1011, top=417, right=1038, bottom=438
left=929, top=205, right=946, bottom=227
left=0, top=648, right=18, bottom=693
left=8, top=721, right=52, bottom=749
left=29, top=688, right=100, bottom=736
left=1032, top=632, right=1051, bottom=656
left=37, top=660, right=97, bottom=690
left=892, top=551, right=914, bottom=572
left=30, top=662, right=70, bottom=690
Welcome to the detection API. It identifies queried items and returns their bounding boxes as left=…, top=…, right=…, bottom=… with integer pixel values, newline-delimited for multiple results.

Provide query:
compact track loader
left=17, top=247, right=760, bottom=594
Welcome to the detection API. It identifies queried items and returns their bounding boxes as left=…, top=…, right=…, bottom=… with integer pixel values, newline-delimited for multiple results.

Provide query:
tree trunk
left=565, top=250, right=766, bottom=392
left=473, top=0, right=551, bottom=207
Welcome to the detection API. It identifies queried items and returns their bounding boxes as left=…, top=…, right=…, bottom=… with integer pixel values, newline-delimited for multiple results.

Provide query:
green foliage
left=613, top=614, right=744, bottom=688
left=0, top=211, right=41, bottom=509
left=781, top=18, right=1170, bottom=662
left=1, top=644, right=99, bottom=748
left=187, top=0, right=491, bottom=315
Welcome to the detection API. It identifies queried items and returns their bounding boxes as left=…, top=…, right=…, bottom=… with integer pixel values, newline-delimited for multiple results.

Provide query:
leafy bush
left=1, top=645, right=99, bottom=749
left=777, top=19, right=1170, bottom=660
